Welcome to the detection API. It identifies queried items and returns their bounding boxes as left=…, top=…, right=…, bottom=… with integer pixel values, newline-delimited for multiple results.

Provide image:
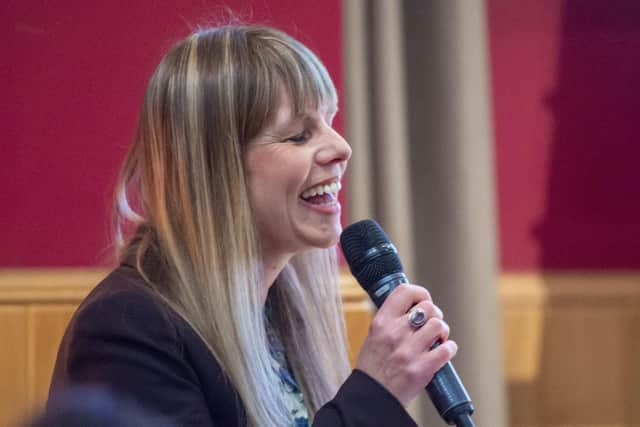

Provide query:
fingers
left=369, top=285, right=442, bottom=354
left=412, top=317, right=451, bottom=350
left=399, top=335, right=458, bottom=389
left=418, top=340, right=458, bottom=373
left=377, top=283, right=431, bottom=318
left=356, top=285, right=458, bottom=406
left=398, top=316, right=453, bottom=385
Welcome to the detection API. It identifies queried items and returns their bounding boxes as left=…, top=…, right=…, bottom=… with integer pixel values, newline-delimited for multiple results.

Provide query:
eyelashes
left=279, top=110, right=337, bottom=144
left=284, top=129, right=312, bottom=144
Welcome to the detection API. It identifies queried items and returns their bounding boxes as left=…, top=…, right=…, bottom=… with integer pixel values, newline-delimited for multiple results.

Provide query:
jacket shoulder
left=70, top=265, right=179, bottom=345
left=48, top=265, right=235, bottom=425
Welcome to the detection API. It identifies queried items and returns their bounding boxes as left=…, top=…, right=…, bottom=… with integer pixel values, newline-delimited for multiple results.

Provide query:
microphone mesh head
left=340, top=220, right=404, bottom=292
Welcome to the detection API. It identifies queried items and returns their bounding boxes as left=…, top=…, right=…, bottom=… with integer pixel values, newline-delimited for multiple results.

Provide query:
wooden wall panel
left=340, top=274, right=373, bottom=366
left=540, top=306, right=627, bottom=425
left=0, top=306, right=28, bottom=427
left=502, top=304, right=544, bottom=424
left=502, top=273, right=640, bottom=427
left=28, top=305, right=77, bottom=407
left=0, top=269, right=97, bottom=426
left=2, top=269, right=639, bottom=426
left=631, top=310, right=640, bottom=425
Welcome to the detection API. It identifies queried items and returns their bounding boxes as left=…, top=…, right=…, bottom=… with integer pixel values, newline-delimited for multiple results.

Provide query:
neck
left=261, top=250, right=294, bottom=304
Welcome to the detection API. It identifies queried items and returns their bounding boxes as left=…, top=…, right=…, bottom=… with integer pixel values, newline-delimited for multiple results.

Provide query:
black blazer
left=48, top=255, right=417, bottom=427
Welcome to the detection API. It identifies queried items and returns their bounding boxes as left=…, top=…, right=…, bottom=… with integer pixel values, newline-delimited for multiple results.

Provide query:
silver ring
left=408, top=307, right=427, bottom=328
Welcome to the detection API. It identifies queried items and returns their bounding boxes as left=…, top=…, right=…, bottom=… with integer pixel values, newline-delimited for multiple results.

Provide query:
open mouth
left=300, top=181, right=341, bottom=205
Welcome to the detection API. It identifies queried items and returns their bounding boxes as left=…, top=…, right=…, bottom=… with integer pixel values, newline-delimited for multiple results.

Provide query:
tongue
left=303, top=193, right=333, bottom=205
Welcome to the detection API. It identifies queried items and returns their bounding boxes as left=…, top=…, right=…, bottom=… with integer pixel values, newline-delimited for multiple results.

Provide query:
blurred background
left=2, top=1, right=639, bottom=426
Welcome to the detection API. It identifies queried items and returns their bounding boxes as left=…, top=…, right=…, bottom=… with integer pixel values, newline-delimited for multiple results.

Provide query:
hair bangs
left=247, top=28, right=337, bottom=133
left=275, top=38, right=337, bottom=116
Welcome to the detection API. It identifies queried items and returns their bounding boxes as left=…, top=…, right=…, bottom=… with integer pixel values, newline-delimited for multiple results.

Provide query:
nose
left=315, top=127, right=352, bottom=167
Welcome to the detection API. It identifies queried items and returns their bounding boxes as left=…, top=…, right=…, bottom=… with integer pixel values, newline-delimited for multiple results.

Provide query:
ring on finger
left=408, top=307, right=428, bottom=328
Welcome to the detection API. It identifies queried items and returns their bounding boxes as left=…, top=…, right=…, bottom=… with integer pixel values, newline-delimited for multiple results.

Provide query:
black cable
left=453, top=413, right=476, bottom=427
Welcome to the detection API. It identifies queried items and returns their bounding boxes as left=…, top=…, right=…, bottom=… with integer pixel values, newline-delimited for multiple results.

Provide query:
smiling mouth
left=300, top=181, right=341, bottom=205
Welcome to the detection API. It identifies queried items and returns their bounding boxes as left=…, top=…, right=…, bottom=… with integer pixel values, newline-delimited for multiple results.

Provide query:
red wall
left=5, top=1, right=638, bottom=271
left=1, top=1, right=342, bottom=267
left=488, top=0, right=640, bottom=270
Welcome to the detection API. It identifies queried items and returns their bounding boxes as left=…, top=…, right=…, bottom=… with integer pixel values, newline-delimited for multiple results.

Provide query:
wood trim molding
left=0, top=269, right=369, bottom=304
left=3, top=268, right=639, bottom=304
left=499, top=271, right=640, bottom=304
left=0, top=269, right=105, bottom=303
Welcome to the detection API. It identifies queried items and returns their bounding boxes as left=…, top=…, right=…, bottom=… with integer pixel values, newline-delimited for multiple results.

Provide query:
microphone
left=340, top=219, right=476, bottom=427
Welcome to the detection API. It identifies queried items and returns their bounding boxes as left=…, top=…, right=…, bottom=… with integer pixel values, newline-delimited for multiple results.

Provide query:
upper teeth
left=301, top=181, right=342, bottom=198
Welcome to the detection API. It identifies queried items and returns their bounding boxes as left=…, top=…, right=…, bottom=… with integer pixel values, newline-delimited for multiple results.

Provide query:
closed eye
left=285, top=129, right=311, bottom=144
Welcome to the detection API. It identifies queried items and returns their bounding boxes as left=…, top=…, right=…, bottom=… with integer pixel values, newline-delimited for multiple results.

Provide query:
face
left=245, top=88, right=352, bottom=259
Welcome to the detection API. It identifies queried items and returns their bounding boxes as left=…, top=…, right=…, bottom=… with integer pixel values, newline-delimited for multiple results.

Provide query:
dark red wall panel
left=1, top=1, right=342, bottom=267
left=488, top=0, right=640, bottom=270
left=8, top=0, right=637, bottom=270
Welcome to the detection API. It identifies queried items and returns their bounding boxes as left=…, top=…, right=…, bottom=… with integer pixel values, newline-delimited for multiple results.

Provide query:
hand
left=355, top=284, right=458, bottom=407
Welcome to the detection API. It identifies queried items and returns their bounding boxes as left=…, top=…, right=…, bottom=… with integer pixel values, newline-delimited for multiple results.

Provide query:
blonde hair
left=113, top=25, right=351, bottom=426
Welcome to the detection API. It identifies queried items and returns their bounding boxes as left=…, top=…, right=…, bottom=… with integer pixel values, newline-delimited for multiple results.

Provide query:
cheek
left=246, top=162, right=292, bottom=219
left=250, top=168, right=295, bottom=204
left=245, top=148, right=310, bottom=220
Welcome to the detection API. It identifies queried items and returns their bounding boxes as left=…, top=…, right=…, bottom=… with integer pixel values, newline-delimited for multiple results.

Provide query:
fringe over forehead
left=188, top=25, right=338, bottom=144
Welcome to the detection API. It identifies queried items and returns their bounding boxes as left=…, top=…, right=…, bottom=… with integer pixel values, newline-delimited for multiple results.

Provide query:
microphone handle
left=425, top=351, right=475, bottom=426
left=367, top=275, right=475, bottom=426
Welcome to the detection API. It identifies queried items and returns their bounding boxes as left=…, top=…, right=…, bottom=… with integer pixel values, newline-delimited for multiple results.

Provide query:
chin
left=307, top=230, right=341, bottom=249
left=292, top=221, right=342, bottom=250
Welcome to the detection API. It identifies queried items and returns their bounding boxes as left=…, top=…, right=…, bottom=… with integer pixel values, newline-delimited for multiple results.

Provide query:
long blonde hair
left=112, top=25, right=351, bottom=426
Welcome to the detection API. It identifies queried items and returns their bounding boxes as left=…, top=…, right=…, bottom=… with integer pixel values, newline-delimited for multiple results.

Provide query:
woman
left=49, top=25, right=457, bottom=427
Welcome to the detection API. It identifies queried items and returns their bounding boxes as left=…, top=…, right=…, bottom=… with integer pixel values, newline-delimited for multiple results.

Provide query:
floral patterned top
left=266, top=317, right=310, bottom=427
